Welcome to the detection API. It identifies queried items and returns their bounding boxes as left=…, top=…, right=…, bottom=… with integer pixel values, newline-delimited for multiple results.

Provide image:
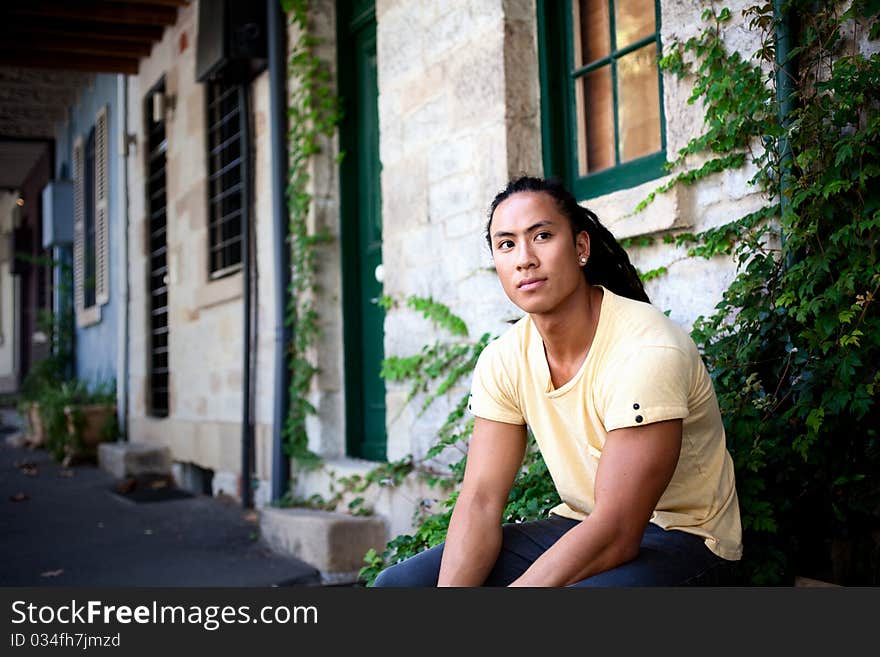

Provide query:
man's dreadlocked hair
left=486, top=176, right=650, bottom=304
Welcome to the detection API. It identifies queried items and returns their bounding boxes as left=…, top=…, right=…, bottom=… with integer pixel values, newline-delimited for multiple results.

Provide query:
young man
left=374, top=176, right=742, bottom=587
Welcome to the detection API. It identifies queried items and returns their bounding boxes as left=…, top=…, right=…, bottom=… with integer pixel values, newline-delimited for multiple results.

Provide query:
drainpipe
left=240, top=80, right=254, bottom=509
left=267, top=0, right=292, bottom=502
left=116, top=74, right=130, bottom=440
left=774, top=0, right=794, bottom=260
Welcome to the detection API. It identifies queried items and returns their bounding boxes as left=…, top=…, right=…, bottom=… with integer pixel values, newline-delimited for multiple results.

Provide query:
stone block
left=260, top=508, right=388, bottom=578
left=595, top=176, right=688, bottom=239
left=428, top=172, right=480, bottom=222
left=98, top=442, right=172, bottom=479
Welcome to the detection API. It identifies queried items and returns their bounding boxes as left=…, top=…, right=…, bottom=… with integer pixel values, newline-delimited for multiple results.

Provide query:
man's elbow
left=602, top=523, right=645, bottom=567
left=610, top=536, right=641, bottom=565
left=454, top=487, right=506, bottom=520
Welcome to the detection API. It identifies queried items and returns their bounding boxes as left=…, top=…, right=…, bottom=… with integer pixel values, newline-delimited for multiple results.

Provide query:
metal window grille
left=205, top=81, right=244, bottom=278
left=146, top=82, right=169, bottom=417
left=83, top=126, right=97, bottom=308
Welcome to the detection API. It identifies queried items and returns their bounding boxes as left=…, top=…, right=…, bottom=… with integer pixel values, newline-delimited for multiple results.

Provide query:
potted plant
left=15, top=262, right=74, bottom=449
left=62, top=380, right=118, bottom=465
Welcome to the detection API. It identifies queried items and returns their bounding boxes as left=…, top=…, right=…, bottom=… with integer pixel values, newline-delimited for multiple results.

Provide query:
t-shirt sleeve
left=468, top=341, right=525, bottom=425
left=599, top=345, right=692, bottom=431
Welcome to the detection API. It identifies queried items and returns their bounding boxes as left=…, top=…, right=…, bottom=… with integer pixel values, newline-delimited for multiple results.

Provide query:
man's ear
left=577, top=230, right=590, bottom=260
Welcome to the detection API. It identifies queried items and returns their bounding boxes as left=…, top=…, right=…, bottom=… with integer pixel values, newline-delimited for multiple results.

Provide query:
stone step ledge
left=98, top=442, right=172, bottom=479
left=260, top=507, right=387, bottom=584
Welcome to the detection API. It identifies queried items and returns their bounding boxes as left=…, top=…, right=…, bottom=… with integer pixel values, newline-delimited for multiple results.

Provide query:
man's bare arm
left=509, top=419, right=683, bottom=586
left=436, top=417, right=527, bottom=586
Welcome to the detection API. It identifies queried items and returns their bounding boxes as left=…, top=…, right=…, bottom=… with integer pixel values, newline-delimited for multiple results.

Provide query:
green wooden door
left=339, top=1, right=386, bottom=461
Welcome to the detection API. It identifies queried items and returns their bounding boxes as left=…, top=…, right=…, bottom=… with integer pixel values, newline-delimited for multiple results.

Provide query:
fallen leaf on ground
left=40, top=569, right=64, bottom=578
left=148, top=479, right=168, bottom=490
left=22, top=465, right=38, bottom=476
left=9, top=492, right=28, bottom=502
left=58, top=469, right=74, bottom=478
left=115, top=478, right=136, bottom=494
left=14, top=460, right=36, bottom=470
left=243, top=511, right=258, bottom=523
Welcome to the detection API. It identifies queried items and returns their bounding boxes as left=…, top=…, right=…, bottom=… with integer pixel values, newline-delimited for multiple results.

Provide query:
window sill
left=194, top=270, right=243, bottom=311
left=76, top=305, right=101, bottom=328
left=585, top=173, right=689, bottom=240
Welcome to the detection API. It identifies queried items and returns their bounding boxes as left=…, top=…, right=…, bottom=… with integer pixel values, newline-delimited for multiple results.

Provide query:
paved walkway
left=0, top=414, right=321, bottom=587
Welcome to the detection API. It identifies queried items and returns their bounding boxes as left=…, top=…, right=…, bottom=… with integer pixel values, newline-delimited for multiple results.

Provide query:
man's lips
left=517, top=278, right=547, bottom=291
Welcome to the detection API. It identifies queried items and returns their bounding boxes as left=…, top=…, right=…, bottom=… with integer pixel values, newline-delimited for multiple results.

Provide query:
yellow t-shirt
left=468, top=286, right=743, bottom=561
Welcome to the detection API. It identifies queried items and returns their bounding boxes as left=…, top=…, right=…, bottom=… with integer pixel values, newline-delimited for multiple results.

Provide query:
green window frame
left=538, top=0, right=666, bottom=200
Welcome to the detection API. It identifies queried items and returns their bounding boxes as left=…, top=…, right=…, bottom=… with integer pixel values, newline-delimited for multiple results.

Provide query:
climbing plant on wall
left=280, top=0, right=342, bottom=468
left=627, top=1, right=879, bottom=584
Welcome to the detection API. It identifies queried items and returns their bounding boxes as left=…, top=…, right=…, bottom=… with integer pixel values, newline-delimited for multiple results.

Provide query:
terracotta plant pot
left=63, top=403, right=118, bottom=462
left=26, top=402, right=45, bottom=447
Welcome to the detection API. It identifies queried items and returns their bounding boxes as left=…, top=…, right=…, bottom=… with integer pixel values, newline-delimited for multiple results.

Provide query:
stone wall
left=126, top=0, right=273, bottom=500
left=607, top=0, right=768, bottom=329
left=378, top=0, right=542, bottom=467
left=297, top=0, right=770, bottom=540
left=291, top=0, right=544, bottom=536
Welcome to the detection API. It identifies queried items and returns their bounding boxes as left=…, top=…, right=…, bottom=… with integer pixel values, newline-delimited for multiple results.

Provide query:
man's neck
left=532, top=283, right=603, bottom=369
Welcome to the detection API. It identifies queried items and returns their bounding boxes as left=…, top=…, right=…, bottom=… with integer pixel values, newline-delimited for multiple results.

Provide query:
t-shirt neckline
left=531, top=285, right=611, bottom=398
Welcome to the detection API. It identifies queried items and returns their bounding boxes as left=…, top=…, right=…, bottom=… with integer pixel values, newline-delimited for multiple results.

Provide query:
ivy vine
left=630, top=1, right=880, bottom=584
left=280, top=0, right=342, bottom=468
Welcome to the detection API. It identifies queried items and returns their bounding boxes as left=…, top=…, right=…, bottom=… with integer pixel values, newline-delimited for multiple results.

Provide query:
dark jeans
left=373, top=515, right=732, bottom=587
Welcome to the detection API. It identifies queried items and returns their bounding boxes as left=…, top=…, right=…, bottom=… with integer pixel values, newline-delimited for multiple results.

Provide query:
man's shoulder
left=608, top=292, right=694, bottom=353
left=484, top=315, right=531, bottom=357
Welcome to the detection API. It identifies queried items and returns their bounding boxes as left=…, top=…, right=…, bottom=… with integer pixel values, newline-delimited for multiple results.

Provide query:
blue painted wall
left=54, top=74, right=120, bottom=391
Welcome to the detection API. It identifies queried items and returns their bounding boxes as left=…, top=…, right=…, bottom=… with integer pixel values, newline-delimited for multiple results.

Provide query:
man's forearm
left=437, top=498, right=503, bottom=586
left=509, top=514, right=638, bottom=587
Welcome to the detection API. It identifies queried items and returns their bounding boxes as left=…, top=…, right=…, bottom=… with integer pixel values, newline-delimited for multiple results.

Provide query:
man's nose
left=516, top=242, right=537, bottom=270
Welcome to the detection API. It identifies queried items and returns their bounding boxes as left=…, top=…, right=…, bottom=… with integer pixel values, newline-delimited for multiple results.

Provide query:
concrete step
left=260, top=507, right=387, bottom=585
left=98, top=442, right=172, bottom=479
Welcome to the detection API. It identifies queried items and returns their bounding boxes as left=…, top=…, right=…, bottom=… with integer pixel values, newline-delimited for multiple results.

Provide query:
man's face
left=489, top=191, right=590, bottom=316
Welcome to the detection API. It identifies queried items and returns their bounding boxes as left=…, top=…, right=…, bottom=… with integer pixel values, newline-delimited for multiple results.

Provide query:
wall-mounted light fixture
left=152, top=91, right=176, bottom=121
left=121, top=133, right=138, bottom=157
left=15, top=197, right=24, bottom=207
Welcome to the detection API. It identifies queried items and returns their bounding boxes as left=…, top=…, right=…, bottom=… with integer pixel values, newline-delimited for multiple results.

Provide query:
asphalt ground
left=0, top=418, right=322, bottom=587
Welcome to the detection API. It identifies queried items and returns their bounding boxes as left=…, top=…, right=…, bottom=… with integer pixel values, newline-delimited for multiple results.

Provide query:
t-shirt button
left=635, top=415, right=644, bottom=423
left=633, top=403, right=640, bottom=410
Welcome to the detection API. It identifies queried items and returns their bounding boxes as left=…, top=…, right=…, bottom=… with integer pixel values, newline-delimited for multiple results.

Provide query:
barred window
left=205, top=81, right=244, bottom=277
left=145, top=82, right=169, bottom=418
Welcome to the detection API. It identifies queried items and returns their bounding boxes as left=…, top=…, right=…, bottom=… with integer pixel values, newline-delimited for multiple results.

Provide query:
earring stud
left=579, top=256, right=587, bottom=264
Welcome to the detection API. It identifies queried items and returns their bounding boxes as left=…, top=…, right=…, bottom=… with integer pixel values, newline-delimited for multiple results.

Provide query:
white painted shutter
left=95, top=105, right=110, bottom=305
left=73, top=137, right=85, bottom=316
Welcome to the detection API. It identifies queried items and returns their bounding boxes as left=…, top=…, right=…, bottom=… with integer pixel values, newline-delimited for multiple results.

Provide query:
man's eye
left=535, top=232, right=551, bottom=240
left=498, top=239, right=514, bottom=249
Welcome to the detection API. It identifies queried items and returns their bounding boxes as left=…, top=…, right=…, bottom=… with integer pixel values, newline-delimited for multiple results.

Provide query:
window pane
left=575, top=65, right=615, bottom=175
left=573, top=0, right=610, bottom=67
left=617, top=43, right=661, bottom=163
left=614, top=0, right=656, bottom=49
